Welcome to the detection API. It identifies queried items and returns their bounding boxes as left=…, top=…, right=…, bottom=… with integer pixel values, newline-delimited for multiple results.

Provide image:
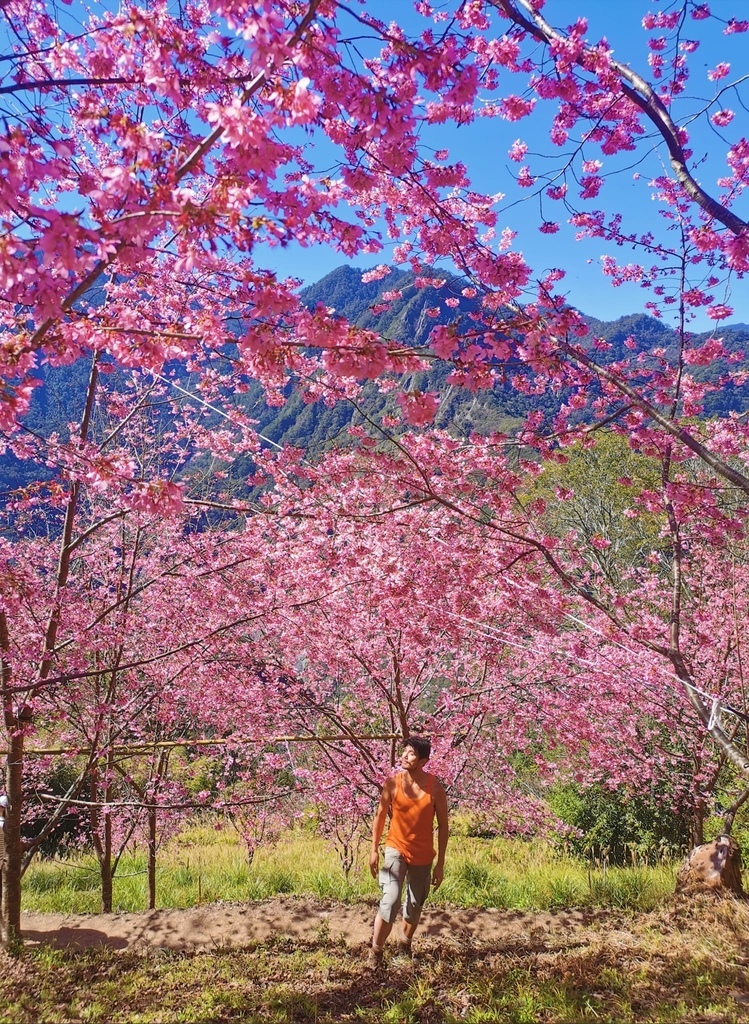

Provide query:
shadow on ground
left=8, top=898, right=749, bottom=1022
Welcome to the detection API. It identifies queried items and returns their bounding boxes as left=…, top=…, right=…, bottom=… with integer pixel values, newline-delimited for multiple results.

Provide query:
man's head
left=403, top=735, right=431, bottom=762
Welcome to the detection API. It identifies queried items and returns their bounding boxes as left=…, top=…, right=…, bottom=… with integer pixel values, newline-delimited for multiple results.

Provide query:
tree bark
left=148, top=804, right=157, bottom=911
left=100, top=836, right=113, bottom=916
left=0, top=612, right=23, bottom=950
left=690, top=797, right=706, bottom=849
left=90, top=765, right=115, bottom=914
left=1, top=729, right=24, bottom=950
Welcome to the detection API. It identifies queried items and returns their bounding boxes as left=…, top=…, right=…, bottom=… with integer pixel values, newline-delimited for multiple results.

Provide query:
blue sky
left=5, top=0, right=744, bottom=329
left=257, top=0, right=748, bottom=329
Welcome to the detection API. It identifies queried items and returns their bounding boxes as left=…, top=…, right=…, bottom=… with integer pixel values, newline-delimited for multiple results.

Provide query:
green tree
left=523, top=433, right=665, bottom=587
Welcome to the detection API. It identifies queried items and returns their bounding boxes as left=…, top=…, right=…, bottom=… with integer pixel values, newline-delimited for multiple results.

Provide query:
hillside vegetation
left=5, top=265, right=748, bottom=502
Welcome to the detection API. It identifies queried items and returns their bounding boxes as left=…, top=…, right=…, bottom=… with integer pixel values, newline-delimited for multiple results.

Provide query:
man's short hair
left=405, top=735, right=431, bottom=761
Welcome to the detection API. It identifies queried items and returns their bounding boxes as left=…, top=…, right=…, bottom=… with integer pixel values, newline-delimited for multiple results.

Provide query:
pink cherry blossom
left=705, top=303, right=734, bottom=320
left=397, top=390, right=440, bottom=426
left=508, top=139, right=529, bottom=162
left=499, top=96, right=536, bottom=121
left=707, top=62, right=731, bottom=80
left=711, top=109, right=735, bottom=127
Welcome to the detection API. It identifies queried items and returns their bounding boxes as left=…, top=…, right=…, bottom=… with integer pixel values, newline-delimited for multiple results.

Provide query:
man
left=368, top=735, right=449, bottom=967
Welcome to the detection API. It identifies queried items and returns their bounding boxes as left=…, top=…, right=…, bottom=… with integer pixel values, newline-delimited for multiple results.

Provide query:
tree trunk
left=148, top=805, right=157, bottom=910
left=1, top=730, right=24, bottom=950
left=690, top=797, right=706, bottom=849
left=0, top=611, right=23, bottom=951
left=100, top=796, right=113, bottom=914
left=90, top=766, right=115, bottom=914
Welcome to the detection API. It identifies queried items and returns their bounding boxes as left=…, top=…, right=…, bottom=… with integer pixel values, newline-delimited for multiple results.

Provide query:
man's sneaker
left=395, top=938, right=413, bottom=958
left=366, top=946, right=384, bottom=969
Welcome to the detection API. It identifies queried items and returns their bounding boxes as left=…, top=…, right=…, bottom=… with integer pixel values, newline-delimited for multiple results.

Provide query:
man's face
left=401, top=745, right=427, bottom=771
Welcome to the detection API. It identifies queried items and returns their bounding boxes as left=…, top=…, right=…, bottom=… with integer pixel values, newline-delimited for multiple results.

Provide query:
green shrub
left=549, top=782, right=690, bottom=863
left=22, top=761, right=89, bottom=858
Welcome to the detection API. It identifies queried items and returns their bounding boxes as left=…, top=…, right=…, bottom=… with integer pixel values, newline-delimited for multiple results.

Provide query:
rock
left=675, top=835, right=745, bottom=898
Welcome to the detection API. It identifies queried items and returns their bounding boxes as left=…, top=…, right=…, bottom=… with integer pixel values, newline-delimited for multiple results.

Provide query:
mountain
left=3, top=267, right=748, bottom=502
left=583, top=311, right=749, bottom=417
left=247, top=265, right=557, bottom=450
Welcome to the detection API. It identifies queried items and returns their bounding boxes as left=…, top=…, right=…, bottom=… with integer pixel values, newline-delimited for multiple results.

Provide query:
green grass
left=11, top=827, right=749, bottom=1023
left=4, top=900, right=749, bottom=1023
left=21, top=826, right=678, bottom=915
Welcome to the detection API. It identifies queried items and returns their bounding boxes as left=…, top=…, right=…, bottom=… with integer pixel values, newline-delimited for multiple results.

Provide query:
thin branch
left=493, top=0, right=748, bottom=235
left=0, top=76, right=130, bottom=95
left=0, top=732, right=400, bottom=757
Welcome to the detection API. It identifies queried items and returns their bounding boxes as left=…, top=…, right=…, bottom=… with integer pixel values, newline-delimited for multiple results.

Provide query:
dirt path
left=20, top=897, right=608, bottom=953
left=11, top=899, right=749, bottom=1024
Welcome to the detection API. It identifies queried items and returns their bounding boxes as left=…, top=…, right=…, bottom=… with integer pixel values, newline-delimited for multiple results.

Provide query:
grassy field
left=4, top=902, right=749, bottom=1024
left=21, top=823, right=678, bottom=915
left=5, top=827, right=749, bottom=1023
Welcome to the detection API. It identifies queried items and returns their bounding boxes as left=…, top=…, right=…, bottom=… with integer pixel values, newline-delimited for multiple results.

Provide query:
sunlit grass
left=21, top=822, right=678, bottom=915
left=11, top=828, right=749, bottom=1024
left=6, top=900, right=749, bottom=1023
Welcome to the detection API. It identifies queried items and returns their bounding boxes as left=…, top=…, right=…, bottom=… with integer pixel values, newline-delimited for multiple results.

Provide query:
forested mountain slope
left=2, top=265, right=747, bottom=499
left=248, top=265, right=749, bottom=448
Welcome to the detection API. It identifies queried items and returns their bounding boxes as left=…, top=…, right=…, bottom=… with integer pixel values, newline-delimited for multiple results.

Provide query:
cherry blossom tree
left=3, top=0, right=749, bottom=945
left=255, top=423, right=749, bottom=843
left=0, top=496, right=325, bottom=925
left=0, top=350, right=310, bottom=937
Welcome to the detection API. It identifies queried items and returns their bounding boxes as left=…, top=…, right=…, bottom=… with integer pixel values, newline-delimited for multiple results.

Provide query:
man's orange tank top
left=385, top=771, right=436, bottom=866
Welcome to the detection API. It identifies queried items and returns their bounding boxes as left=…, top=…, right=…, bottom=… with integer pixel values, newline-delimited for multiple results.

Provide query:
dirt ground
left=13, top=898, right=749, bottom=1023
left=20, top=897, right=607, bottom=953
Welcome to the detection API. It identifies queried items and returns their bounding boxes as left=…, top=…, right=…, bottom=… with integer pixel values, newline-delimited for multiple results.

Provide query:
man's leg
left=399, top=862, right=432, bottom=950
left=372, top=913, right=393, bottom=949
left=370, top=847, right=407, bottom=962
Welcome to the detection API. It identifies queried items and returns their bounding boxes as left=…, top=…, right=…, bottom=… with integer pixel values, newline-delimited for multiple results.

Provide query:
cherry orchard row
left=3, top=341, right=749, bottom=933
left=3, top=413, right=747, bottom=915
left=2, top=0, right=749, bottom=944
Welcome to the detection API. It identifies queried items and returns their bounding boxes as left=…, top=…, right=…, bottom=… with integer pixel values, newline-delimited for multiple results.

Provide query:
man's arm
left=431, top=781, right=449, bottom=889
left=369, top=778, right=394, bottom=878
